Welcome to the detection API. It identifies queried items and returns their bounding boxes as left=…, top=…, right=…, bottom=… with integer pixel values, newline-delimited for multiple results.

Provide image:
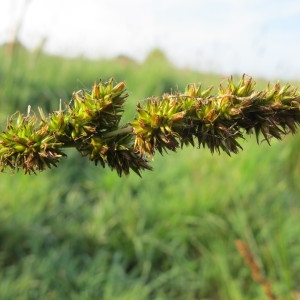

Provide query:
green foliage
left=1, top=44, right=300, bottom=299
left=0, top=140, right=299, bottom=299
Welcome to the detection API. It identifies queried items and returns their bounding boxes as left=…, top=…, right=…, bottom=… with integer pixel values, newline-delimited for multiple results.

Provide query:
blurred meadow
left=1, top=42, right=300, bottom=300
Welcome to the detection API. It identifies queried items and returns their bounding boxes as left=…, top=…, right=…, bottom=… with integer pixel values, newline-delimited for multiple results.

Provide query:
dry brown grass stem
left=235, top=240, right=277, bottom=300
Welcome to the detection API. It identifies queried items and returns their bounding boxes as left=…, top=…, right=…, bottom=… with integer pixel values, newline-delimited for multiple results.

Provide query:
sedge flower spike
left=1, top=75, right=300, bottom=176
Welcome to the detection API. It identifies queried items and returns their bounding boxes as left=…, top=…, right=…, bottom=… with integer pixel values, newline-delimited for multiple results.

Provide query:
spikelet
left=0, top=109, right=65, bottom=174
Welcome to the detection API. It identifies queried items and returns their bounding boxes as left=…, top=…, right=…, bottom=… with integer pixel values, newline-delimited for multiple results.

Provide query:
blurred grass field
left=1, top=43, right=300, bottom=300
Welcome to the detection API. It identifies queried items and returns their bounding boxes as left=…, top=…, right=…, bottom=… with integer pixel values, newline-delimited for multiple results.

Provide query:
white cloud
left=1, top=0, right=300, bottom=79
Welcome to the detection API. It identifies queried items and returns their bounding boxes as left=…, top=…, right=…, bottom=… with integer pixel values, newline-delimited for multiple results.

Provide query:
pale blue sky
left=1, top=0, right=300, bottom=80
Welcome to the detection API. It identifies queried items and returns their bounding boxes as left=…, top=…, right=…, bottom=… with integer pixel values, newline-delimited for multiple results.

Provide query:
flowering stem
left=1, top=75, right=300, bottom=176
left=101, top=126, right=133, bottom=138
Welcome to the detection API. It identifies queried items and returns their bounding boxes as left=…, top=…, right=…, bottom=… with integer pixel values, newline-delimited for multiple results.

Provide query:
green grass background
left=1, top=44, right=300, bottom=299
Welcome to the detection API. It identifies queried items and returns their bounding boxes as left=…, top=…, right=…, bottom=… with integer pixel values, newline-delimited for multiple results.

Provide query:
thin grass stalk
left=235, top=240, right=277, bottom=300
